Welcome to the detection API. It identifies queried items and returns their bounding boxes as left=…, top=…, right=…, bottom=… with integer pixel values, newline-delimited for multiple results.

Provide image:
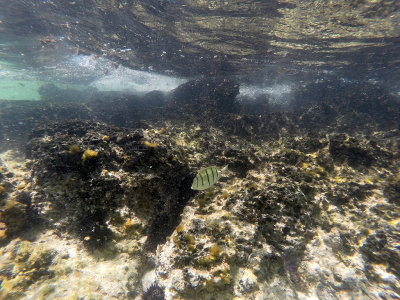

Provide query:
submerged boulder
left=25, top=120, right=193, bottom=250
left=293, top=80, right=400, bottom=133
left=168, top=77, right=240, bottom=115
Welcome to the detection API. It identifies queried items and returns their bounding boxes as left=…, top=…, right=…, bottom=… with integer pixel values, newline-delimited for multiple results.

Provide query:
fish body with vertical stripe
left=191, top=165, right=228, bottom=190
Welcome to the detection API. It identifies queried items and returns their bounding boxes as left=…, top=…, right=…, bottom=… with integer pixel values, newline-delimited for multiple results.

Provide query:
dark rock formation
left=142, top=283, right=165, bottom=300
left=25, top=120, right=193, bottom=250
left=293, top=80, right=400, bottom=133
left=0, top=159, right=35, bottom=243
left=2, top=78, right=399, bottom=155
left=384, top=174, right=400, bottom=206
left=329, top=133, right=393, bottom=169
left=168, top=77, right=240, bottom=115
left=0, top=79, right=397, bottom=298
left=0, top=89, right=166, bottom=152
left=361, top=230, right=400, bottom=279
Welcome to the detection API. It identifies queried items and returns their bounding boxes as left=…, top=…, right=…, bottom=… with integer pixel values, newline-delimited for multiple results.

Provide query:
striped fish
left=191, top=165, right=228, bottom=191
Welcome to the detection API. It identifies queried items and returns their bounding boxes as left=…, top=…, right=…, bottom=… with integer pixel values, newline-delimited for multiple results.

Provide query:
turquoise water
left=0, top=60, right=41, bottom=100
left=0, top=78, right=42, bottom=100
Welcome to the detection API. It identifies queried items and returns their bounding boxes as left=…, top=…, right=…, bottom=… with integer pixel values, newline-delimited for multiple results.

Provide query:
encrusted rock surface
left=0, top=151, right=34, bottom=242
left=25, top=120, right=194, bottom=252
left=0, top=231, right=140, bottom=300
left=151, top=127, right=399, bottom=299
left=0, top=78, right=399, bottom=299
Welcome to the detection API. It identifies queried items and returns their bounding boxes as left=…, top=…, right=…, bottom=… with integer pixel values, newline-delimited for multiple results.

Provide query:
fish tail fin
left=221, top=165, right=229, bottom=174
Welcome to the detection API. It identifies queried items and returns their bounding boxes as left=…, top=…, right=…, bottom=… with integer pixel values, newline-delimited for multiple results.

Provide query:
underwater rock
left=0, top=93, right=399, bottom=298
left=143, top=121, right=400, bottom=299
left=287, top=134, right=329, bottom=154
left=384, top=173, right=400, bottom=206
left=0, top=85, right=280, bottom=153
left=2, top=77, right=398, bottom=156
left=240, top=178, right=319, bottom=252
left=0, top=230, right=142, bottom=299
left=25, top=119, right=193, bottom=250
left=0, top=200, right=27, bottom=238
left=151, top=138, right=328, bottom=298
left=0, top=100, right=93, bottom=152
left=0, top=158, right=33, bottom=242
left=0, top=239, right=56, bottom=299
left=329, top=133, right=393, bottom=169
left=294, top=80, right=400, bottom=133
left=236, top=268, right=259, bottom=293
left=142, top=283, right=165, bottom=300
left=211, top=112, right=298, bottom=139
left=168, top=77, right=240, bottom=116
left=38, top=83, right=96, bottom=102
left=84, top=91, right=166, bottom=128
left=238, top=94, right=271, bottom=116
left=0, top=90, right=165, bottom=151
left=360, top=230, right=400, bottom=279
left=326, top=180, right=373, bottom=207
